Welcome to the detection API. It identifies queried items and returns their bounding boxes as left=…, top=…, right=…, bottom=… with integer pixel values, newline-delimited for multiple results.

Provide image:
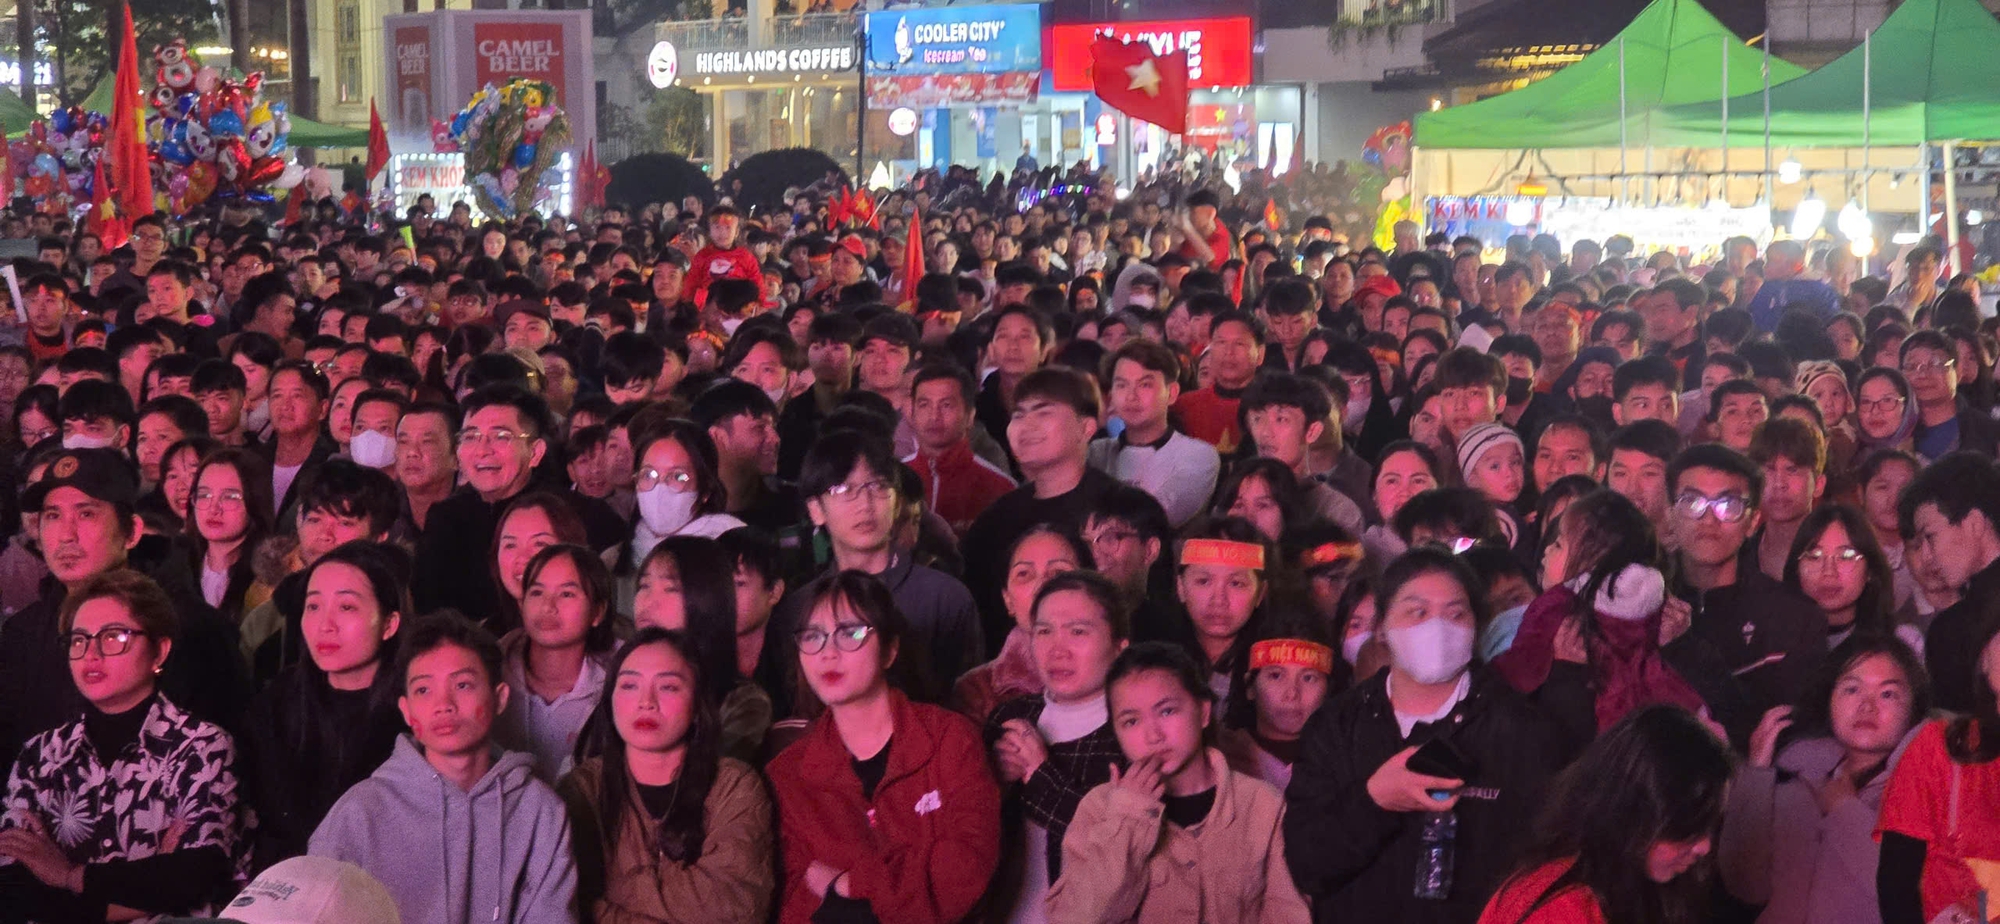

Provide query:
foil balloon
left=272, top=162, right=306, bottom=189
left=142, top=36, right=296, bottom=213
left=446, top=77, right=572, bottom=220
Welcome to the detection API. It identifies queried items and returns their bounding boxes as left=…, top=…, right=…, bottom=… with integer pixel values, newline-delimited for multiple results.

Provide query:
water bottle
left=1413, top=810, right=1457, bottom=900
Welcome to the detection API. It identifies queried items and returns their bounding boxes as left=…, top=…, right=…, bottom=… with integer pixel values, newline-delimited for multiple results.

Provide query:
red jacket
left=767, top=690, right=1002, bottom=924
left=686, top=244, right=762, bottom=307
left=904, top=441, right=1016, bottom=535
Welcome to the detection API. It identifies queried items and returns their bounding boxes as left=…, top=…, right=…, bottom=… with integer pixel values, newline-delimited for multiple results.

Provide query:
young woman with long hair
left=558, top=628, right=774, bottom=924
left=497, top=543, right=621, bottom=782
left=488, top=491, right=590, bottom=637
left=1783, top=504, right=1920, bottom=651
left=1480, top=706, right=1735, bottom=924
left=765, top=570, right=1001, bottom=924
left=953, top=523, right=1091, bottom=725
left=1720, top=635, right=1930, bottom=924
left=633, top=536, right=768, bottom=763
left=239, top=540, right=407, bottom=866
left=186, top=447, right=276, bottom=624
left=1046, top=640, right=1311, bottom=923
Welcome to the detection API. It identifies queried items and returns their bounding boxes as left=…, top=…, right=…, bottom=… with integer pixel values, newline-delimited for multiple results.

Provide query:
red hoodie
left=904, top=441, right=1016, bottom=535
left=686, top=244, right=762, bottom=307
left=767, top=690, right=1002, bottom=924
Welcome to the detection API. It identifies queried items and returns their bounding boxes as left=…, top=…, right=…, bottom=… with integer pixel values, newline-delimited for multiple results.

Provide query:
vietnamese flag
left=896, top=208, right=924, bottom=312
left=365, top=98, right=391, bottom=182
left=106, top=2, right=150, bottom=245
left=1088, top=38, right=1189, bottom=135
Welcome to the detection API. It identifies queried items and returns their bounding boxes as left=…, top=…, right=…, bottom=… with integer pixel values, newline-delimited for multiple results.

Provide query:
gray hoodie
left=309, top=735, right=578, bottom=924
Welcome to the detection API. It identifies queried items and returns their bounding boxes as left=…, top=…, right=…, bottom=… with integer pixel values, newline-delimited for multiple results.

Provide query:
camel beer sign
left=383, top=10, right=596, bottom=144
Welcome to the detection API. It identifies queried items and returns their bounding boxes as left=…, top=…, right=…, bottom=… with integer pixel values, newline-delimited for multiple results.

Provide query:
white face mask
left=636, top=485, right=698, bottom=536
left=1127, top=293, right=1156, bottom=308
left=62, top=433, right=115, bottom=450
left=763, top=384, right=789, bottom=407
left=720, top=316, right=745, bottom=336
left=348, top=429, right=397, bottom=469
left=1384, top=618, right=1475, bottom=685
left=1342, top=631, right=1372, bottom=667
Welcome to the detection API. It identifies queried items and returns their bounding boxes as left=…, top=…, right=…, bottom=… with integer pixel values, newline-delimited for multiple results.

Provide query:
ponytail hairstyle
left=579, top=628, right=723, bottom=864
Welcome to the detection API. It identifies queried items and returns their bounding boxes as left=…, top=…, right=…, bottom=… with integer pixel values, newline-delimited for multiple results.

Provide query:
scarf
left=1491, top=565, right=1706, bottom=732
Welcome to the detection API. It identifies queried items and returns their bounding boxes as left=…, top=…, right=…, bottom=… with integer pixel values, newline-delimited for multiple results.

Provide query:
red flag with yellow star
left=1088, top=38, right=1188, bottom=135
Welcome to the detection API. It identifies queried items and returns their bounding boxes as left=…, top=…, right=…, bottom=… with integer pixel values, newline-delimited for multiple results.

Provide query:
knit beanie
left=1456, top=422, right=1525, bottom=477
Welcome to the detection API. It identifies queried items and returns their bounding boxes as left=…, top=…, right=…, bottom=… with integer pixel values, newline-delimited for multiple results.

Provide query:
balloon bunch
left=441, top=78, right=573, bottom=220
left=143, top=38, right=304, bottom=214
left=11, top=107, right=108, bottom=215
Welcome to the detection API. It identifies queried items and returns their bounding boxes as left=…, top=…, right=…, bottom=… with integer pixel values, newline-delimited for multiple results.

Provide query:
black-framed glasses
left=1673, top=491, right=1752, bottom=524
left=66, top=627, right=145, bottom=660
left=795, top=623, right=874, bottom=655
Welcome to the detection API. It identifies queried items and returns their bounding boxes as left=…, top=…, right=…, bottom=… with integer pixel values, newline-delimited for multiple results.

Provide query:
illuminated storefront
left=648, top=14, right=864, bottom=168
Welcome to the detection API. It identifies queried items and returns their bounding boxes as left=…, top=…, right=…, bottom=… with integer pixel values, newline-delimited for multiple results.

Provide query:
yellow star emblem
left=1125, top=57, right=1162, bottom=97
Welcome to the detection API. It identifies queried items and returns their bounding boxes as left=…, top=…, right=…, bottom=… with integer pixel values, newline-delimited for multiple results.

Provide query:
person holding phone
left=1175, top=190, right=1232, bottom=270
left=1284, top=547, right=1570, bottom=923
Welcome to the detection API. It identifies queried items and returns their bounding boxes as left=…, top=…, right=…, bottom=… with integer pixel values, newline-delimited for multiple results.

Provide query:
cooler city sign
left=690, top=45, right=856, bottom=76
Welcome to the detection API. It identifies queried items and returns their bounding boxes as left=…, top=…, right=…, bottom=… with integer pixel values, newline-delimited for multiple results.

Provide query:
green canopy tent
left=78, top=78, right=369, bottom=148
left=1655, top=0, right=2000, bottom=147
left=1412, top=0, right=1810, bottom=150
left=0, top=86, right=38, bottom=136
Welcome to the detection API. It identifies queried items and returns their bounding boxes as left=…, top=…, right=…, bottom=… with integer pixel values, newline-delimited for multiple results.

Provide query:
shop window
left=337, top=2, right=361, bottom=44
left=339, top=53, right=361, bottom=103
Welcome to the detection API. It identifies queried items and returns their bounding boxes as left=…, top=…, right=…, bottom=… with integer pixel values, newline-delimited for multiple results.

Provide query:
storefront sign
left=690, top=45, right=855, bottom=76
left=1048, top=17, right=1252, bottom=90
left=865, top=4, right=1041, bottom=108
left=888, top=107, right=918, bottom=135
left=392, top=25, right=434, bottom=136
left=474, top=21, right=567, bottom=88
left=1186, top=103, right=1253, bottom=152
left=1095, top=113, right=1117, bottom=145
left=388, top=153, right=476, bottom=216
left=647, top=41, right=679, bottom=88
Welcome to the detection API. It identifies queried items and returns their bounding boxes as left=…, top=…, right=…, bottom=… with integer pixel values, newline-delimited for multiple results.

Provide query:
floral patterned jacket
left=1, top=694, right=250, bottom=920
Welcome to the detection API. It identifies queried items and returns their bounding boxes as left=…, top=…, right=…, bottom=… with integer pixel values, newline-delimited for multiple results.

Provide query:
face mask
left=1342, top=631, right=1371, bottom=667
left=62, top=433, right=114, bottom=450
left=763, top=384, right=789, bottom=407
left=348, top=429, right=397, bottom=469
left=243, top=402, right=271, bottom=434
left=1506, top=376, right=1533, bottom=406
left=1385, top=617, right=1475, bottom=685
left=636, top=485, right=698, bottom=536
left=1127, top=293, right=1156, bottom=308
left=720, top=316, right=744, bottom=336
left=1575, top=395, right=1616, bottom=423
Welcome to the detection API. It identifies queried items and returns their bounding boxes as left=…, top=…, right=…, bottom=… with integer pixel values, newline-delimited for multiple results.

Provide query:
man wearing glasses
left=1663, top=444, right=1825, bottom=740
left=1901, top=329, right=2000, bottom=460
left=102, top=215, right=170, bottom=298
left=764, top=429, right=981, bottom=709
left=411, top=385, right=623, bottom=619
left=0, top=449, right=246, bottom=774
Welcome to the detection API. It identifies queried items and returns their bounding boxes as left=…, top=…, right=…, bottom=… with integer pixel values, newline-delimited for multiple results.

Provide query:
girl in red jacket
left=767, top=570, right=1002, bottom=924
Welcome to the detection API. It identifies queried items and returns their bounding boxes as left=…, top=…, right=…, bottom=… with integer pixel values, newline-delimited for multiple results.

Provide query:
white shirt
left=1388, top=671, right=1472, bottom=738
left=200, top=564, right=230, bottom=609
left=272, top=462, right=304, bottom=509
left=1088, top=430, right=1221, bottom=528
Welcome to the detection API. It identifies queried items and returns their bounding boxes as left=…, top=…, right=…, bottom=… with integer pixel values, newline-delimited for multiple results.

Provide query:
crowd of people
left=0, top=161, right=1990, bottom=924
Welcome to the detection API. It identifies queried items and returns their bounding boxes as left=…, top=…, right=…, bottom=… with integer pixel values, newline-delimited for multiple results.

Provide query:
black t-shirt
left=1163, top=787, right=1217, bottom=829
left=636, top=780, right=676, bottom=819
left=853, top=740, right=892, bottom=801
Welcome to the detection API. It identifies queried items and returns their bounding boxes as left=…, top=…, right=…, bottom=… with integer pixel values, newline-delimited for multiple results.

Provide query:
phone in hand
left=1407, top=734, right=1477, bottom=782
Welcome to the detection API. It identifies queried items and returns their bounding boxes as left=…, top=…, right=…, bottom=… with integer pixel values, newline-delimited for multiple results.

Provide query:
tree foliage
left=720, top=148, right=848, bottom=214
left=606, top=152, right=713, bottom=209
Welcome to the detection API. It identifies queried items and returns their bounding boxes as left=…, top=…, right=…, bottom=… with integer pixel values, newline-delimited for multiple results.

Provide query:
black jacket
left=1925, top=556, right=2000, bottom=714
left=1667, top=563, right=1826, bottom=725
left=1284, top=668, right=1571, bottom=924
left=237, top=664, right=402, bottom=867
left=410, top=484, right=626, bottom=627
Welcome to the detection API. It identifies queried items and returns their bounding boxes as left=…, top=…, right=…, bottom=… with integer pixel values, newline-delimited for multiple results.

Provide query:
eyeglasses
left=66, top=627, right=146, bottom=660
left=1798, top=546, right=1867, bottom=569
left=1673, top=491, right=1753, bottom=524
left=795, top=623, right=874, bottom=655
left=1902, top=359, right=1956, bottom=377
left=458, top=428, right=527, bottom=450
left=1088, top=527, right=1140, bottom=548
left=1859, top=396, right=1907, bottom=413
left=193, top=488, right=245, bottom=507
left=131, top=231, right=165, bottom=243
left=636, top=467, right=695, bottom=492
left=824, top=479, right=893, bottom=504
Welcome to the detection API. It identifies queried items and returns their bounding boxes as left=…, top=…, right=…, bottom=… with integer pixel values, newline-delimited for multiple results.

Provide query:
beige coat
left=1046, top=748, right=1312, bottom=924
left=558, top=756, right=775, bottom=924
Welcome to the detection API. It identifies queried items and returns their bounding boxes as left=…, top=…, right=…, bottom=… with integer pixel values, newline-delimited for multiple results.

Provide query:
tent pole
left=1921, top=144, right=1933, bottom=233
left=1762, top=28, right=1772, bottom=222
left=1619, top=36, right=1628, bottom=207
left=1720, top=33, right=1729, bottom=206
left=1944, top=140, right=1962, bottom=276
left=1861, top=30, right=1871, bottom=219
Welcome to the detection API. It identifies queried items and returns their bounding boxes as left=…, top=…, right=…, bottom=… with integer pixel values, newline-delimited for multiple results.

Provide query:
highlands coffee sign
left=689, top=45, right=857, bottom=76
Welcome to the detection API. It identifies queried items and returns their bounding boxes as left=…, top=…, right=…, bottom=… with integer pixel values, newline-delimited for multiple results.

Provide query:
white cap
left=216, top=857, right=400, bottom=924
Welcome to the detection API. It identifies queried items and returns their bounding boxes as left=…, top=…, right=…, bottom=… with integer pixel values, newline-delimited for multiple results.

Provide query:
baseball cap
left=160, top=857, right=399, bottom=924
left=23, top=449, right=139, bottom=512
left=1355, top=274, right=1403, bottom=302
left=495, top=298, right=552, bottom=327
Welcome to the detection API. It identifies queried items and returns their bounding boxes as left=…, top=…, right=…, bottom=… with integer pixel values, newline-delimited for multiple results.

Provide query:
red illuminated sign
left=1047, top=17, right=1252, bottom=91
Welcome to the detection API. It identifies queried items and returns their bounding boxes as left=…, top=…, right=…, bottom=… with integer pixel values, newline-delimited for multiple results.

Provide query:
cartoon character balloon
left=445, top=78, right=572, bottom=219
left=142, top=35, right=294, bottom=212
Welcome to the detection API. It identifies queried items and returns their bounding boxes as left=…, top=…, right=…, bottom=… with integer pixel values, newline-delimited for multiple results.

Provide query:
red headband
left=1300, top=541, right=1365, bottom=569
left=1180, top=538, right=1265, bottom=570
left=1249, top=639, right=1334, bottom=674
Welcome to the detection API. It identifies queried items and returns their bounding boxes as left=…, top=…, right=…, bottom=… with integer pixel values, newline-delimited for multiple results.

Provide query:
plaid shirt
left=986, top=693, right=1126, bottom=882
